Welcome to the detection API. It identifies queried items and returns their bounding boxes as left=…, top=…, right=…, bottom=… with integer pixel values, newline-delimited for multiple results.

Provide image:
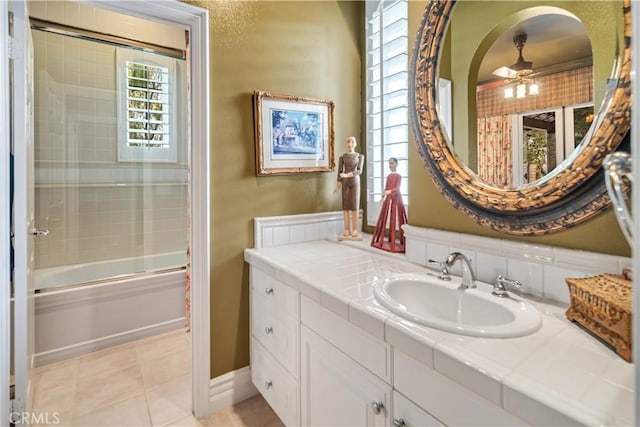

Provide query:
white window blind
left=125, top=61, right=170, bottom=148
left=366, top=0, right=409, bottom=226
left=116, top=49, right=177, bottom=163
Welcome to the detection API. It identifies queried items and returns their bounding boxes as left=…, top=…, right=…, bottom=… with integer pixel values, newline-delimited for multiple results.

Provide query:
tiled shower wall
left=35, top=185, right=188, bottom=268
left=30, top=2, right=188, bottom=269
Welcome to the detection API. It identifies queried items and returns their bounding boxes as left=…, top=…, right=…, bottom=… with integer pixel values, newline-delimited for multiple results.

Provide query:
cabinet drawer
left=301, top=295, right=391, bottom=383
left=252, top=338, right=298, bottom=427
left=252, top=290, right=299, bottom=378
left=251, top=267, right=299, bottom=318
left=393, top=391, right=443, bottom=427
left=393, top=350, right=527, bottom=426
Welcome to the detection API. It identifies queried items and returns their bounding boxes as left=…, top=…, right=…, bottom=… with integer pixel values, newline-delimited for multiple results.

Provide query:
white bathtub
left=35, top=251, right=186, bottom=290
left=34, top=252, right=187, bottom=365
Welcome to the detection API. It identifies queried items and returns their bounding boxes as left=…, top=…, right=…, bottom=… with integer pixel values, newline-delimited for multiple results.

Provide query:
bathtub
left=35, top=251, right=186, bottom=290
left=33, top=252, right=187, bottom=365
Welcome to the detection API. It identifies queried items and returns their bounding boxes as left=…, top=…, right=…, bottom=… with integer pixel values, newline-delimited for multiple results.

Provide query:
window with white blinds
left=117, top=49, right=177, bottom=163
left=366, top=0, right=409, bottom=226
left=125, top=62, right=170, bottom=148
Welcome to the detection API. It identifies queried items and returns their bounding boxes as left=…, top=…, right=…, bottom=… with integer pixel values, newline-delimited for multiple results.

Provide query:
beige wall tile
left=28, top=0, right=47, bottom=18
left=77, top=2, right=95, bottom=28
left=45, top=1, right=65, bottom=24
left=63, top=1, right=81, bottom=28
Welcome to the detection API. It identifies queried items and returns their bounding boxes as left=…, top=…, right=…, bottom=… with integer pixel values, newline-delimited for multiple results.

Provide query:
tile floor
left=32, top=328, right=283, bottom=426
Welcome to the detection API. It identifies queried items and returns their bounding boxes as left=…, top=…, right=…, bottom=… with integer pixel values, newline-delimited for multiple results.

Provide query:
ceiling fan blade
left=492, top=66, right=517, bottom=78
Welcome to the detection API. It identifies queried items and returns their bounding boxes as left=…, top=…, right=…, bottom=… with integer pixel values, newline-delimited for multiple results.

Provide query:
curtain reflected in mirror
left=477, top=115, right=512, bottom=187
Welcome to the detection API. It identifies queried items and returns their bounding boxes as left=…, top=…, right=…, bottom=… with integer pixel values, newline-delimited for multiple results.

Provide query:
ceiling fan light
left=529, top=83, right=539, bottom=95
left=516, top=83, right=526, bottom=98
left=504, top=86, right=514, bottom=98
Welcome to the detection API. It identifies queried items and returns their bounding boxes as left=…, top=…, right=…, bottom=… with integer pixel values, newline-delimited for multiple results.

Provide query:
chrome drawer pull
left=264, top=326, right=273, bottom=334
left=264, top=380, right=272, bottom=389
left=371, top=401, right=384, bottom=415
left=393, top=419, right=406, bottom=427
left=265, top=287, right=274, bottom=295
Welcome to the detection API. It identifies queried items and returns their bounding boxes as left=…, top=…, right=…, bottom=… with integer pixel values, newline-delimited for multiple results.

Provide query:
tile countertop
left=244, top=240, right=635, bottom=426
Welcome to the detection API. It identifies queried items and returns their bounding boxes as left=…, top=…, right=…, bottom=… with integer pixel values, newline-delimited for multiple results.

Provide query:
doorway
left=2, top=0, right=210, bottom=422
left=512, top=102, right=594, bottom=186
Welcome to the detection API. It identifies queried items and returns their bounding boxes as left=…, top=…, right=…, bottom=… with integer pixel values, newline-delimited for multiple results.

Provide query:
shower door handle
left=31, top=229, right=49, bottom=236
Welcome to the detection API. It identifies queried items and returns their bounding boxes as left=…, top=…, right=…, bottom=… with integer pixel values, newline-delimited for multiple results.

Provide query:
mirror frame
left=410, top=0, right=631, bottom=235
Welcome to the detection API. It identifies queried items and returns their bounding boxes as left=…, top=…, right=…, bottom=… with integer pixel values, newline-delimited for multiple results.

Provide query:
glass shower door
left=31, top=25, right=189, bottom=291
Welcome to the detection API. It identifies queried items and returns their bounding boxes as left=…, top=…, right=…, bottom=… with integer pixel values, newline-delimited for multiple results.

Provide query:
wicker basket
left=565, top=274, right=632, bottom=362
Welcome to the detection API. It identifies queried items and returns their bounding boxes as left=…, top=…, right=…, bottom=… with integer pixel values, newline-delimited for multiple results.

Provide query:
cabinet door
left=301, top=325, right=391, bottom=427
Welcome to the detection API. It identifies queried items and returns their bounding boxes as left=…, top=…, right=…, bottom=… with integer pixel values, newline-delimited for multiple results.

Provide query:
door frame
left=1, top=1, right=12, bottom=424
left=86, top=1, right=211, bottom=418
left=632, top=1, right=640, bottom=424
left=0, top=0, right=212, bottom=421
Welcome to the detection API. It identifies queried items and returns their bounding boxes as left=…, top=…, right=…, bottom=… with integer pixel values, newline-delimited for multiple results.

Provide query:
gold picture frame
left=253, top=90, right=335, bottom=176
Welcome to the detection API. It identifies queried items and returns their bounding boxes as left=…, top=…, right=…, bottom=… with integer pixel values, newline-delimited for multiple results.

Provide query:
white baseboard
left=209, top=366, right=259, bottom=414
left=34, top=318, right=185, bottom=366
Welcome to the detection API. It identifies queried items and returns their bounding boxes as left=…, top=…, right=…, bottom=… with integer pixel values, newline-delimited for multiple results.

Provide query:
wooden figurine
left=334, top=136, right=364, bottom=241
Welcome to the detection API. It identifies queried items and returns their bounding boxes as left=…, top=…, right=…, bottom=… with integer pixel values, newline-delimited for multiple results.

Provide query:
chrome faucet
left=492, top=275, right=522, bottom=298
left=444, top=252, right=476, bottom=290
left=427, top=259, right=451, bottom=281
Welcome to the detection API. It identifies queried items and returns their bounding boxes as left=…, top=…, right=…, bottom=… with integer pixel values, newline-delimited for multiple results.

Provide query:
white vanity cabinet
left=249, top=264, right=526, bottom=427
left=250, top=267, right=300, bottom=425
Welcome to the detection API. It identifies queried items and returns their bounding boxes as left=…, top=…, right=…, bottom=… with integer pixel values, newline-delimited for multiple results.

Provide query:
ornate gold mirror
left=411, top=0, right=630, bottom=235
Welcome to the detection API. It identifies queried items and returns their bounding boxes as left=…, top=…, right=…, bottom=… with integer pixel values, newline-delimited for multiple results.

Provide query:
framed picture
left=253, top=90, right=335, bottom=176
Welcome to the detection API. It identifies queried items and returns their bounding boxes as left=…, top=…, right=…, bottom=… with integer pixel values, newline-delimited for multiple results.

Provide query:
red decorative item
left=371, top=158, right=407, bottom=253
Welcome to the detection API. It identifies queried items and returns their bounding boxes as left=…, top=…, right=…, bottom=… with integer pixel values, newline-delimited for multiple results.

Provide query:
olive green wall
left=408, top=0, right=630, bottom=257
left=195, top=1, right=363, bottom=378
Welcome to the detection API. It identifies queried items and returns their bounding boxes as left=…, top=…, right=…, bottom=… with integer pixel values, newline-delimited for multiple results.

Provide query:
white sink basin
left=373, top=274, right=541, bottom=338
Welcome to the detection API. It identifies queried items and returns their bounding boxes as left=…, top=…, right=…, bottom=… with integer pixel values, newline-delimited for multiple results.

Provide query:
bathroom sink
left=373, top=274, right=541, bottom=338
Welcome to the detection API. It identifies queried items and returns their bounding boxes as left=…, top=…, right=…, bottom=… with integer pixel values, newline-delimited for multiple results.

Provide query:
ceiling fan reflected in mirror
left=493, top=33, right=539, bottom=99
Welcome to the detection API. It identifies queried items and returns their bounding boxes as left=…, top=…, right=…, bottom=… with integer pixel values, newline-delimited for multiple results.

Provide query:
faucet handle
left=492, top=275, right=522, bottom=298
left=428, top=259, right=451, bottom=281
